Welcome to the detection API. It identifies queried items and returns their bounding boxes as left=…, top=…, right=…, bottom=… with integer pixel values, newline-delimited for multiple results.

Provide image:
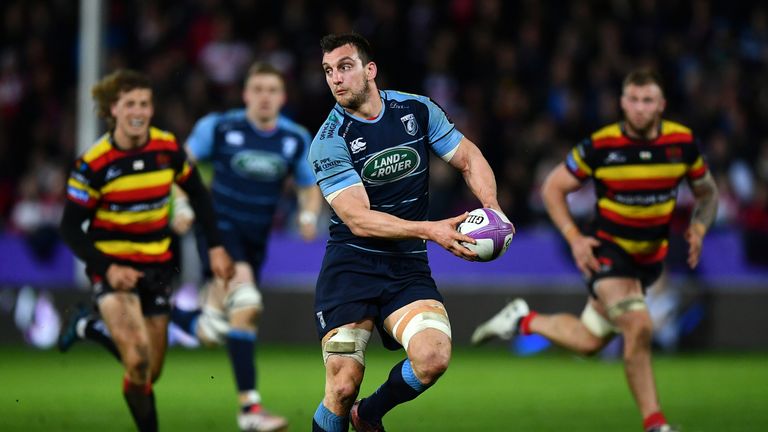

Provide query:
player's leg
left=353, top=299, right=452, bottom=429
left=594, top=277, right=667, bottom=431
left=313, top=320, right=373, bottom=432
left=528, top=297, right=615, bottom=354
left=224, top=263, right=288, bottom=431
left=98, top=292, right=157, bottom=432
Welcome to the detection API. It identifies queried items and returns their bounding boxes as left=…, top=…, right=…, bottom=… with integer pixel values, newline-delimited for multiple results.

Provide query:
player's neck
left=112, top=128, right=149, bottom=150
left=623, top=120, right=661, bottom=141
left=345, top=90, right=382, bottom=120
left=247, top=112, right=278, bottom=131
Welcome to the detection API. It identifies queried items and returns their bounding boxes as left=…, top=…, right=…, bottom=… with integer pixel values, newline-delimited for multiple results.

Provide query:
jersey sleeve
left=685, top=136, right=708, bottom=181
left=565, top=138, right=596, bottom=181
left=423, top=97, right=464, bottom=160
left=171, top=138, right=195, bottom=185
left=292, top=128, right=317, bottom=188
left=65, top=158, right=101, bottom=209
left=308, top=131, right=360, bottom=200
left=186, top=113, right=219, bottom=161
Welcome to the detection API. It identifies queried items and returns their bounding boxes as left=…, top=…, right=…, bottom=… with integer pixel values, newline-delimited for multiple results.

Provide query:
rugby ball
left=457, top=208, right=515, bottom=262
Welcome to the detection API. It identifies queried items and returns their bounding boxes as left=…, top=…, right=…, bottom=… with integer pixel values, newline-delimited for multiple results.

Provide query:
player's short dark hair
left=320, top=32, right=374, bottom=64
left=622, top=69, right=664, bottom=94
left=91, top=69, right=152, bottom=128
left=245, top=62, right=284, bottom=84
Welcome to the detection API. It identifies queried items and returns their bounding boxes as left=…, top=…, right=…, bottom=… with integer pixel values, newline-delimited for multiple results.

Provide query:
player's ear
left=365, top=61, right=377, bottom=81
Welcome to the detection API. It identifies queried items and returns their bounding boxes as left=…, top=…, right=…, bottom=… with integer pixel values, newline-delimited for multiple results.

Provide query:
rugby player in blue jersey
left=308, top=33, right=507, bottom=432
left=169, top=62, right=322, bottom=431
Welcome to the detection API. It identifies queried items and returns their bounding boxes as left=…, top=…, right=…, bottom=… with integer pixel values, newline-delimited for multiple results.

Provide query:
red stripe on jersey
left=599, top=207, right=672, bottom=227
left=87, top=148, right=123, bottom=172
left=105, top=250, right=173, bottom=263
left=601, top=177, right=680, bottom=191
left=654, top=133, right=693, bottom=145
left=67, top=195, right=99, bottom=209
left=631, top=244, right=668, bottom=264
left=592, top=136, right=632, bottom=149
left=146, top=139, right=179, bottom=152
left=91, top=216, right=169, bottom=234
left=102, top=184, right=171, bottom=202
left=688, top=165, right=707, bottom=180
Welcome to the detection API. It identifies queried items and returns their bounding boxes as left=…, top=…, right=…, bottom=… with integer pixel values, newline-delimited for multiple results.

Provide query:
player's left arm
left=175, top=157, right=234, bottom=281
left=446, top=137, right=502, bottom=212
left=685, top=171, right=719, bottom=268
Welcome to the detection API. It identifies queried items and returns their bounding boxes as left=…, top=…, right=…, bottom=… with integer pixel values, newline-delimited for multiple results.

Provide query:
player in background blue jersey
left=170, top=62, right=323, bottom=432
left=309, top=33, right=508, bottom=432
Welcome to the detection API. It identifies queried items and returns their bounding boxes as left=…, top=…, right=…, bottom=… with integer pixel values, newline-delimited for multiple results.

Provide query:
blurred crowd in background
left=1, top=0, right=767, bottom=266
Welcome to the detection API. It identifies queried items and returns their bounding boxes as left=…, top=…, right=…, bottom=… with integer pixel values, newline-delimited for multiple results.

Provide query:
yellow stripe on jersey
left=150, top=127, right=176, bottom=142
left=690, top=157, right=704, bottom=170
left=595, top=163, right=687, bottom=180
left=101, top=169, right=174, bottom=194
left=570, top=148, right=593, bottom=175
left=95, top=205, right=169, bottom=224
left=606, top=234, right=669, bottom=255
left=598, top=198, right=676, bottom=218
left=590, top=123, right=622, bottom=140
left=175, top=161, right=192, bottom=182
left=82, top=136, right=113, bottom=163
left=661, top=121, right=692, bottom=136
left=95, top=237, right=172, bottom=255
left=67, top=177, right=100, bottom=198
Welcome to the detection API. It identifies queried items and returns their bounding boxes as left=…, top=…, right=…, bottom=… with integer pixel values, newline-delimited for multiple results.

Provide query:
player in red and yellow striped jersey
left=58, top=70, right=234, bottom=432
left=473, top=70, right=718, bottom=432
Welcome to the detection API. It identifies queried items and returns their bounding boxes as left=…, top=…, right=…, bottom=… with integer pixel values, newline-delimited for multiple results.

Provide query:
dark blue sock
left=226, top=329, right=257, bottom=392
left=312, top=402, right=347, bottom=431
left=359, top=359, right=428, bottom=422
left=170, top=307, right=201, bottom=336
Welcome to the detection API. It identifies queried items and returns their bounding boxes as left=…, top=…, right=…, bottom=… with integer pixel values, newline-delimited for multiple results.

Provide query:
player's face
left=322, top=44, right=374, bottom=110
left=243, top=73, right=285, bottom=123
left=110, top=88, right=153, bottom=140
left=620, top=83, right=665, bottom=135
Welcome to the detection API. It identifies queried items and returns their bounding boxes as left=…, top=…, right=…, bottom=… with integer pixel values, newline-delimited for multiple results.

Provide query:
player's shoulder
left=589, top=122, right=623, bottom=141
left=660, top=119, right=693, bottom=138
left=80, top=133, right=113, bottom=165
left=312, top=108, right=345, bottom=145
left=201, top=108, right=247, bottom=128
left=149, top=126, right=177, bottom=143
left=277, top=115, right=311, bottom=140
left=382, top=89, right=430, bottom=107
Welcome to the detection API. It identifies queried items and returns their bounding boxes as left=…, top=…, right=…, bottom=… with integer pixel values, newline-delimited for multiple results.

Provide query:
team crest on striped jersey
left=400, top=114, right=418, bottom=136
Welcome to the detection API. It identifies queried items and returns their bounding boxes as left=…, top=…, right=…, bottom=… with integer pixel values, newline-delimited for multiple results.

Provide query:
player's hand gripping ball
left=457, top=208, right=515, bottom=262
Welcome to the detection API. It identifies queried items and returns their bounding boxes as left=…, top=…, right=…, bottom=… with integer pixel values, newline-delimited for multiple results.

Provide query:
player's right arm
left=59, top=160, right=143, bottom=289
left=541, top=155, right=601, bottom=277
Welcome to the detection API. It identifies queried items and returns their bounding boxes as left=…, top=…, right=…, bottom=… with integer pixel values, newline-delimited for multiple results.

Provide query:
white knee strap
left=392, top=310, right=452, bottom=351
left=225, top=282, right=263, bottom=312
left=580, top=303, right=618, bottom=338
left=322, top=327, right=371, bottom=366
left=196, top=306, right=230, bottom=345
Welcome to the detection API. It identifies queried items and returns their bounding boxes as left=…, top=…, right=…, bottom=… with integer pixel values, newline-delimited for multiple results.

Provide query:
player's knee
left=124, top=343, right=151, bottom=379
left=196, top=307, right=230, bottom=345
left=411, top=348, right=450, bottom=385
left=579, top=335, right=607, bottom=357
left=622, top=315, right=653, bottom=350
left=325, top=359, right=362, bottom=405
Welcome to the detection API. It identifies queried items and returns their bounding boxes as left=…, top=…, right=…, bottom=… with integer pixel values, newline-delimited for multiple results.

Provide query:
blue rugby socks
left=312, top=402, right=348, bottom=432
left=358, top=358, right=428, bottom=422
left=226, top=329, right=258, bottom=396
left=170, top=307, right=201, bottom=336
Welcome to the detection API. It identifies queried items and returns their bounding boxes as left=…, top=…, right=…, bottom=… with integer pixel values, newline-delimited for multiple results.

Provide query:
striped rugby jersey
left=65, top=127, right=192, bottom=265
left=565, top=120, right=708, bottom=265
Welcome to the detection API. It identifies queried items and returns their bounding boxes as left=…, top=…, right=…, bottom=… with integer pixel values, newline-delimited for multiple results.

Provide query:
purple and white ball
left=457, top=208, right=515, bottom=262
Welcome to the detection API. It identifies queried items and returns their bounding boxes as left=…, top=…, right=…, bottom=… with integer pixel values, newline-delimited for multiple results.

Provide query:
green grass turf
left=1, top=345, right=766, bottom=431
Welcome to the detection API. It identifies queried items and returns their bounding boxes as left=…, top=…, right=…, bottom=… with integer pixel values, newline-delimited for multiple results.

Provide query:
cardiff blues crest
left=400, top=114, right=418, bottom=136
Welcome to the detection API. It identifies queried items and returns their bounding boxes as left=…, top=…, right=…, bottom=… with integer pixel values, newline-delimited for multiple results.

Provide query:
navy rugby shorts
left=314, top=244, right=443, bottom=350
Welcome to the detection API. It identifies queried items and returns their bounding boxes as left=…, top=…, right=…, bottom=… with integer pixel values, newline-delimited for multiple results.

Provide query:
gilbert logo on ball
left=457, top=208, right=515, bottom=262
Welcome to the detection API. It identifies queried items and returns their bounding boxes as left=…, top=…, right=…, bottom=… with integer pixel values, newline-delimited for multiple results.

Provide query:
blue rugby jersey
left=309, top=90, right=463, bottom=255
left=187, top=109, right=315, bottom=228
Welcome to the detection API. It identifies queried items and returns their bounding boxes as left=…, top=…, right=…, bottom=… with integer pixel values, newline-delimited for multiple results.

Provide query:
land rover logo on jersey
left=231, top=150, right=286, bottom=180
left=361, top=147, right=420, bottom=184
left=400, top=114, right=418, bottom=136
